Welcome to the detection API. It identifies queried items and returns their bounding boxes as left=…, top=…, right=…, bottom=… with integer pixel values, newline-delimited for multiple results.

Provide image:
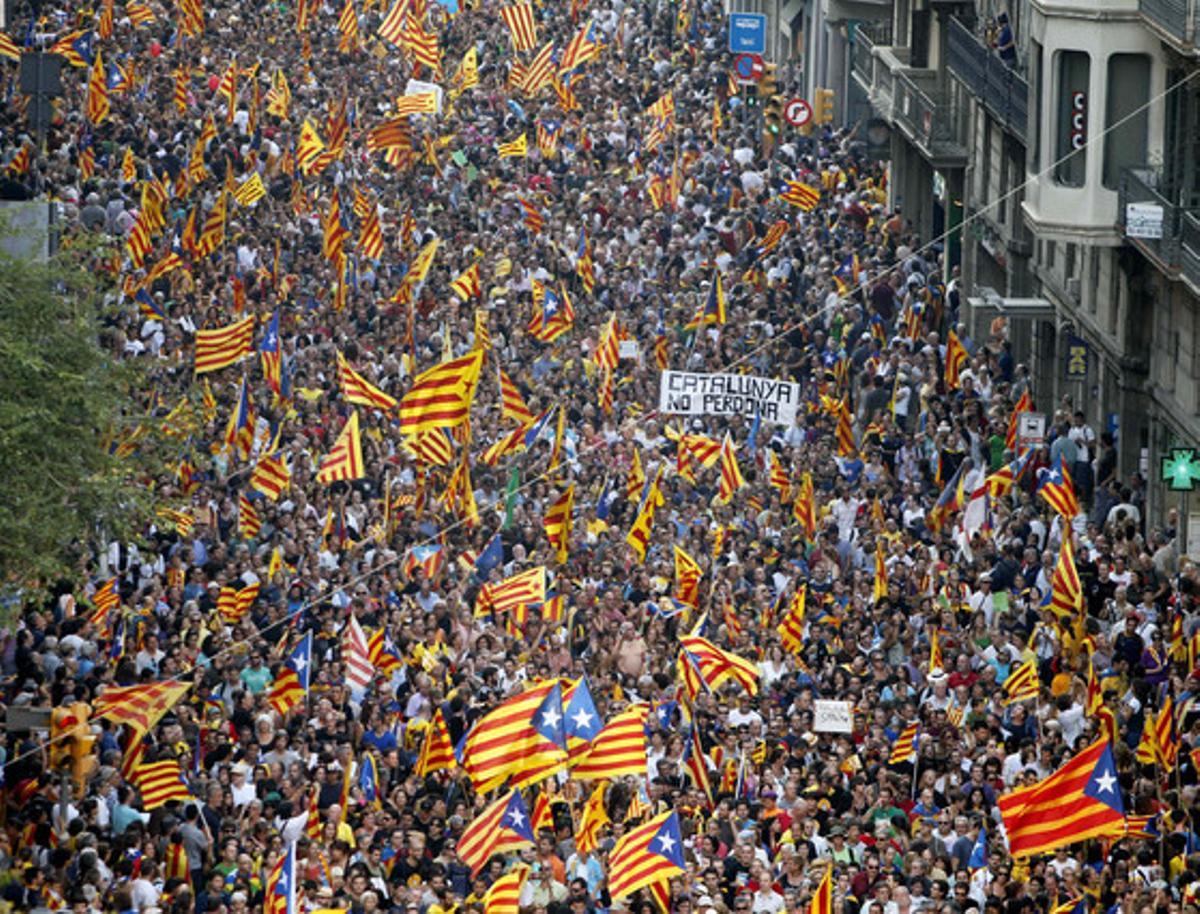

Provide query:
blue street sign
left=728, top=13, right=767, bottom=55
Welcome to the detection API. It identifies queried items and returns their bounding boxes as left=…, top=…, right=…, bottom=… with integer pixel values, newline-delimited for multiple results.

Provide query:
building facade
left=825, top=0, right=1200, bottom=529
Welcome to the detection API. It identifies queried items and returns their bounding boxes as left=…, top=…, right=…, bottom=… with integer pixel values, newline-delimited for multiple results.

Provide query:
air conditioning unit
left=1066, top=277, right=1081, bottom=300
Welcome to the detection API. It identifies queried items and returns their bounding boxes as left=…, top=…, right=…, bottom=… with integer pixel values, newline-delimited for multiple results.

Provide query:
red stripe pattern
left=572, top=704, right=649, bottom=780
left=194, top=316, right=254, bottom=373
left=998, top=738, right=1125, bottom=857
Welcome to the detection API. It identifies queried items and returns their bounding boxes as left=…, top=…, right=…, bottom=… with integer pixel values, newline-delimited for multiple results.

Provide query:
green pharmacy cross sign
left=1160, top=448, right=1200, bottom=491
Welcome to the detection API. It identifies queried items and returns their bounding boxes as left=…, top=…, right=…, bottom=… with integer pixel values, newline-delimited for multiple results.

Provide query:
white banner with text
left=658, top=370, right=802, bottom=426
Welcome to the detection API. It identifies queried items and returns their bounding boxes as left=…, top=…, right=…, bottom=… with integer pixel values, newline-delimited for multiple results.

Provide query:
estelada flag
left=607, top=811, right=686, bottom=900
left=572, top=704, right=650, bottom=780
left=779, top=180, right=820, bottom=211
left=997, top=738, right=1125, bottom=858
left=460, top=680, right=567, bottom=792
left=458, top=790, right=535, bottom=875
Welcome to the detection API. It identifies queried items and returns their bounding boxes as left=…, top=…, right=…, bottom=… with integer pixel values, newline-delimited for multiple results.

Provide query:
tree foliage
left=0, top=232, right=157, bottom=594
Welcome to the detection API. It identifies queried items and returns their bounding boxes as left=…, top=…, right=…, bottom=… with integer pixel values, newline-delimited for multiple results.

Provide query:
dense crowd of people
left=1, top=0, right=1199, bottom=914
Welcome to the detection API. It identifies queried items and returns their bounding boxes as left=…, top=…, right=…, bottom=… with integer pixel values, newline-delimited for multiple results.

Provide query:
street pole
left=58, top=769, right=69, bottom=837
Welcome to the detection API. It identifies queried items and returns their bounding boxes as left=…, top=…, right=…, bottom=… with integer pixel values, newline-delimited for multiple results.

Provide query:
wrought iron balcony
left=851, top=24, right=967, bottom=167
left=1182, top=213, right=1200, bottom=293
left=945, top=18, right=1028, bottom=144
left=1117, top=167, right=1200, bottom=280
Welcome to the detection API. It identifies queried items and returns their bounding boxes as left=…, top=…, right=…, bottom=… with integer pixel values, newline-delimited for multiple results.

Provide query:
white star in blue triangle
left=570, top=706, right=594, bottom=731
left=1082, top=742, right=1125, bottom=814
left=651, top=814, right=685, bottom=868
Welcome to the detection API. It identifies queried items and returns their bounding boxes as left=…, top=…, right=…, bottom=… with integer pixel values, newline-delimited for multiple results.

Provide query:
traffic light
left=50, top=703, right=97, bottom=788
left=49, top=706, right=74, bottom=772
left=68, top=702, right=97, bottom=789
left=815, top=88, right=836, bottom=125
left=757, top=64, right=778, bottom=98
left=764, top=95, right=784, bottom=135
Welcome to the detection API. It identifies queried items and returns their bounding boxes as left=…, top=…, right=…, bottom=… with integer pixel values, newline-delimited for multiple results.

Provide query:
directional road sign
left=728, top=13, right=767, bottom=55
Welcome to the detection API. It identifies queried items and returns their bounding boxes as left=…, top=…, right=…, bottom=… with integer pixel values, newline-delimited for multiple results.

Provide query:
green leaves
left=0, top=238, right=161, bottom=603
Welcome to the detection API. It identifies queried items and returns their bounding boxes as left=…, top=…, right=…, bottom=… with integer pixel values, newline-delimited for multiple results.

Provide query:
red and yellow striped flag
left=607, top=811, right=686, bottom=900
left=268, top=667, right=304, bottom=715
left=1002, top=658, right=1040, bottom=705
left=475, top=567, right=546, bottom=616
left=576, top=782, right=610, bottom=854
left=398, top=349, right=484, bottom=435
left=497, top=134, right=528, bottom=159
left=777, top=586, right=806, bottom=654
left=500, top=2, right=537, bottom=51
left=315, top=411, right=365, bottom=484
left=716, top=434, right=745, bottom=504
left=779, top=180, right=820, bottom=211
left=93, top=681, right=191, bottom=759
left=678, top=635, right=759, bottom=696
left=85, top=51, right=110, bottom=125
left=808, top=865, right=833, bottom=914
left=483, top=865, right=529, bottom=914
left=461, top=682, right=567, bottom=792
left=238, top=494, right=261, bottom=539
left=337, top=351, right=397, bottom=410
left=415, top=708, right=457, bottom=776
left=499, top=368, right=533, bottom=424
left=133, top=759, right=192, bottom=810
left=251, top=453, right=290, bottom=500
left=888, top=722, right=918, bottom=765
left=572, top=705, right=649, bottom=780
left=998, top=738, right=1124, bottom=858
left=217, top=582, right=260, bottom=624
left=194, top=316, right=254, bottom=374
left=543, top=485, right=574, bottom=564
left=451, top=261, right=482, bottom=301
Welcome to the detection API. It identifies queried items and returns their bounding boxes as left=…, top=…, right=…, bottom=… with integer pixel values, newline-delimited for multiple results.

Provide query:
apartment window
left=1047, top=240, right=1057, bottom=272
left=1055, top=51, right=1090, bottom=187
left=1103, top=54, right=1151, bottom=189
left=1030, top=41, right=1043, bottom=172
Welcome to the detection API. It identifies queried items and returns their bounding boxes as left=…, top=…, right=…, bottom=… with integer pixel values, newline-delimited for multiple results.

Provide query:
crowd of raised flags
left=1, top=0, right=1200, bottom=911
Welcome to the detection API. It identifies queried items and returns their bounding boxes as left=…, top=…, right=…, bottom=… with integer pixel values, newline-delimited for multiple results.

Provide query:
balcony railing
left=1140, top=0, right=1198, bottom=50
left=893, top=73, right=955, bottom=150
left=1182, top=213, right=1200, bottom=291
left=851, top=24, right=966, bottom=165
left=1118, top=167, right=1200, bottom=275
left=852, top=25, right=876, bottom=87
left=946, top=17, right=1028, bottom=143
